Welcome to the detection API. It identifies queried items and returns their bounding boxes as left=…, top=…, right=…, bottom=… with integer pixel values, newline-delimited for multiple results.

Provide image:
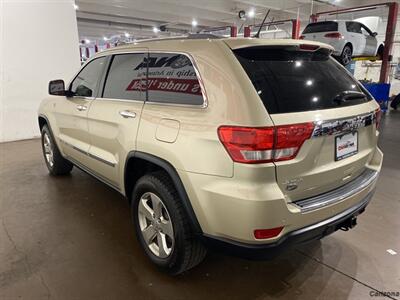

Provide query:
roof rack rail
left=186, top=33, right=222, bottom=39
left=125, top=33, right=222, bottom=44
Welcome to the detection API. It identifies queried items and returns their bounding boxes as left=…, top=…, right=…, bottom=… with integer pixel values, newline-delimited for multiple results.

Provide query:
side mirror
left=48, top=79, right=66, bottom=96
left=75, top=85, right=92, bottom=97
left=372, top=32, right=378, bottom=37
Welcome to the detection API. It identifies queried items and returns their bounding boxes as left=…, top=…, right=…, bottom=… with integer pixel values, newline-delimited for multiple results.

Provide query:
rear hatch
left=301, top=21, right=340, bottom=43
left=229, top=42, right=379, bottom=201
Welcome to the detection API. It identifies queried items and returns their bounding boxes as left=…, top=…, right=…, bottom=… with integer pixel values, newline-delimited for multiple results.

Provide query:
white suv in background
left=301, top=20, right=384, bottom=66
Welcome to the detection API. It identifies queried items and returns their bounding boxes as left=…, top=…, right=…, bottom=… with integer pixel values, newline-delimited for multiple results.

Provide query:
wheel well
left=345, top=42, right=353, bottom=52
left=124, top=157, right=163, bottom=201
left=38, top=116, right=47, bottom=131
left=377, top=44, right=384, bottom=56
left=124, top=152, right=203, bottom=234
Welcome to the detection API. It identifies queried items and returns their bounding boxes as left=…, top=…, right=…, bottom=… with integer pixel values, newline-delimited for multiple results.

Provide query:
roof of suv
left=309, top=20, right=356, bottom=24
left=96, top=37, right=334, bottom=56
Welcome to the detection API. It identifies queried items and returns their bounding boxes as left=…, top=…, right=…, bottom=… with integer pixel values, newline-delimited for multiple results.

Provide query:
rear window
left=146, top=53, right=204, bottom=105
left=303, top=21, right=338, bottom=34
left=346, top=22, right=362, bottom=34
left=234, top=46, right=372, bottom=114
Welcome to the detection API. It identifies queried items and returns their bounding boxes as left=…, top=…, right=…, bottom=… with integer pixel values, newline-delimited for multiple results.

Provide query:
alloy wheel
left=43, top=133, right=54, bottom=168
left=138, top=192, right=174, bottom=258
left=343, top=47, right=352, bottom=65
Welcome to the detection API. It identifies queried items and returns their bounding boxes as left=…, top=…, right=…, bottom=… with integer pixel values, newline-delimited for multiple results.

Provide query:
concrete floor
left=1, top=112, right=399, bottom=300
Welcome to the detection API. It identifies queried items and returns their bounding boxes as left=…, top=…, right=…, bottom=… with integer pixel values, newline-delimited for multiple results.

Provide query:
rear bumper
left=293, top=168, right=378, bottom=212
left=180, top=147, right=383, bottom=244
left=201, top=189, right=374, bottom=259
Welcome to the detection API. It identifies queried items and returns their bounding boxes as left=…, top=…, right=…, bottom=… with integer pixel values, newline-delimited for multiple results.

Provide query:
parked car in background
left=394, top=62, right=400, bottom=80
left=300, top=20, right=384, bottom=66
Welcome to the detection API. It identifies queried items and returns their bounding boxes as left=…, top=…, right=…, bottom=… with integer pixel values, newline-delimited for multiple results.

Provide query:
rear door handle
left=76, top=105, right=87, bottom=112
left=119, top=110, right=136, bottom=119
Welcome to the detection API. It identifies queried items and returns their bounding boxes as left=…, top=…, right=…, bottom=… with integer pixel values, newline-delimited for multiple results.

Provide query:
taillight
left=217, top=127, right=274, bottom=163
left=275, top=123, right=315, bottom=161
left=324, top=32, right=343, bottom=39
left=299, top=44, right=319, bottom=51
left=375, top=108, right=382, bottom=129
left=254, top=227, right=284, bottom=239
left=299, top=35, right=305, bottom=40
left=218, top=123, right=314, bottom=164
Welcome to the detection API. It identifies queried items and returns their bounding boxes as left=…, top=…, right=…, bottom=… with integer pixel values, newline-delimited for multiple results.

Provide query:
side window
left=346, top=22, right=362, bottom=34
left=70, top=57, right=107, bottom=97
left=354, top=23, right=362, bottom=34
left=147, top=53, right=204, bottom=105
left=361, top=24, right=372, bottom=36
left=103, top=53, right=147, bottom=101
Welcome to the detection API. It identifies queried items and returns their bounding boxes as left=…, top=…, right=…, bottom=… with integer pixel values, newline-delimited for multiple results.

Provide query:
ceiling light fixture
left=248, top=9, right=255, bottom=18
left=192, top=19, right=198, bottom=27
left=153, top=27, right=159, bottom=33
left=103, top=37, right=108, bottom=41
left=84, top=39, right=90, bottom=44
left=124, top=32, right=130, bottom=38
left=73, top=3, right=79, bottom=10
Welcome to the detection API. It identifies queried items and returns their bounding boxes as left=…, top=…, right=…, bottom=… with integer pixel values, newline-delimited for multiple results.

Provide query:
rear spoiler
left=223, top=38, right=335, bottom=52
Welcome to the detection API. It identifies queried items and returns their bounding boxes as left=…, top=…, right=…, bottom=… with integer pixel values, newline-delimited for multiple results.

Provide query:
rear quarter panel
left=136, top=40, right=274, bottom=178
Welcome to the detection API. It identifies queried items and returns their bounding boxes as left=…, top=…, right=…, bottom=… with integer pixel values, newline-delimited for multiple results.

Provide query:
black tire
left=41, top=125, right=73, bottom=176
left=377, top=44, right=384, bottom=60
left=339, top=44, right=353, bottom=66
left=132, top=171, right=207, bottom=275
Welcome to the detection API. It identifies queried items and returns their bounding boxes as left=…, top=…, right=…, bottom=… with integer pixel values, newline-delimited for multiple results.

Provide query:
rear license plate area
left=335, top=131, right=358, bottom=161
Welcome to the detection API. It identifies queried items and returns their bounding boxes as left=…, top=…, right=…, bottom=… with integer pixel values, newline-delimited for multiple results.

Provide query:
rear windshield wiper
left=333, top=91, right=366, bottom=105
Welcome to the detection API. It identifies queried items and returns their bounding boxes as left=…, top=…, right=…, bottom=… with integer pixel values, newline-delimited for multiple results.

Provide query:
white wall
left=0, top=0, right=80, bottom=142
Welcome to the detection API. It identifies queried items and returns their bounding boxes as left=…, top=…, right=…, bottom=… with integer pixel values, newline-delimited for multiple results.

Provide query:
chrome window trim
left=99, top=52, right=147, bottom=102
left=67, top=56, right=108, bottom=99
left=293, top=168, right=379, bottom=213
left=145, top=51, right=208, bottom=109
left=94, top=50, right=208, bottom=108
left=67, top=52, right=114, bottom=88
